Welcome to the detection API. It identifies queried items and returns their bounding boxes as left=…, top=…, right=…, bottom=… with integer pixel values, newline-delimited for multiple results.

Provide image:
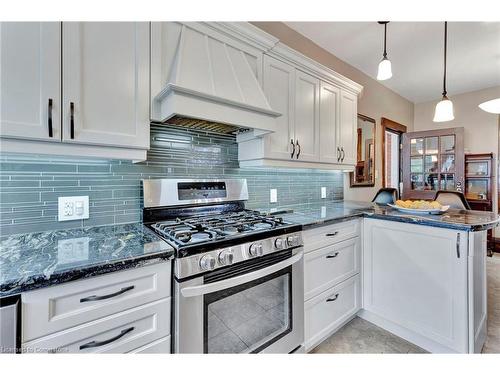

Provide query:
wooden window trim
left=381, top=117, right=407, bottom=188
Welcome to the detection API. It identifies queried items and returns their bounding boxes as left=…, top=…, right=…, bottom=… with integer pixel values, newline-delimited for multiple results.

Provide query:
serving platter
left=387, top=203, right=450, bottom=215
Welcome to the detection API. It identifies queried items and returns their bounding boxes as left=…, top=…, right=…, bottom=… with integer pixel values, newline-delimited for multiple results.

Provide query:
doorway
left=382, top=118, right=407, bottom=198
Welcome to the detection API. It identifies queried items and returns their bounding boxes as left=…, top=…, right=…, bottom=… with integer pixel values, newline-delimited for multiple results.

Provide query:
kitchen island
left=258, top=201, right=498, bottom=353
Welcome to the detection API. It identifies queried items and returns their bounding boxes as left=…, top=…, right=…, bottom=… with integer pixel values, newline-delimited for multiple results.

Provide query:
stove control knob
left=218, top=249, right=234, bottom=266
left=274, top=238, right=285, bottom=250
left=199, top=254, right=216, bottom=271
left=249, top=243, right=264, bottom=257
left=287, top=235, right=301, bottom=247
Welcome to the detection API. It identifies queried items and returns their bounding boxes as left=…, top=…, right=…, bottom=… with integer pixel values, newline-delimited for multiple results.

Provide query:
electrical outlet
left=321, top=187, right=327, bottom=199
left=270, top=189, right=278, bottom=203
left=58, top=196, right=89, bottom=221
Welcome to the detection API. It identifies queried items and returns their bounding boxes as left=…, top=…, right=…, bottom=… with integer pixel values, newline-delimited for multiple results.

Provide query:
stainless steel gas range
left=142, top=178, right=304, bottom=354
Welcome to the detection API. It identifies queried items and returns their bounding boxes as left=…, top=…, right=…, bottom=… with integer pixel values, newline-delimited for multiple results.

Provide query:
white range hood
left=152, top=22, right=281, bottom=134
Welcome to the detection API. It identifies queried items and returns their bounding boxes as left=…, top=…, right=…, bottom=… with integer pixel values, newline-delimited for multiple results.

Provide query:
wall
left=252, top=22, right=415, bottom=202
left=413, top=85, right=500, bottom=234
left=0, top=124, right=344, bottom=237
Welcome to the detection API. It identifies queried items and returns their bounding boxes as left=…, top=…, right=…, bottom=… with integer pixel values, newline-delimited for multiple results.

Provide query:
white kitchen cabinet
left=302, top=219, right=361, bottom=352
left=360, top=219, right=469, bottom=353
left=294, top=70, right=320, bottom=162
left=261, top=55, right=295, bottom=161
left=337, top=90, right=357, bottom=165
left=22, top=262, right=171, bottom=342
left=23, top=298, right=171, bottom=354
left=305, top=275, right=361, bottom=351
left=0, top=22, right=150, bottom=160
left=0, top=22, right=61, bottom=141
left=319, top=81, right=340, bottom=164
left=237, top=42, right=362, bottom=170
left=304, top=237, right=360, bottom=301
left=62, top=22, right=150, bottom=149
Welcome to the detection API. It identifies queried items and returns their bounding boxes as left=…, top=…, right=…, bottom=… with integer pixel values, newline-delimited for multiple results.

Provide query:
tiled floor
left=312, top=254, right=500, bottom=354
left=482, top=253, right=500, bottom=353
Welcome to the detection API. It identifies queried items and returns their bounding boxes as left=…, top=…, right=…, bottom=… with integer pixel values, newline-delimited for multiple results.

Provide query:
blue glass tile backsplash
left=0, top=124, right=343, bottom=236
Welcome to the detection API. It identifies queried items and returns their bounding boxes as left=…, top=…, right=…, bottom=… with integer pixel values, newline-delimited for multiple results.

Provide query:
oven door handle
left=180, top=252, right=303, bottom=298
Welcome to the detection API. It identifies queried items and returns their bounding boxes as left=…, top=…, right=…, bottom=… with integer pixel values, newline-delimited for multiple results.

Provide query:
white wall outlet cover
left=270, top=189, right=278, bottom=203
left=321, top=187, right=327, bottom=199
left=58, top=196, right=89, bottom=221
left=375, top=170, right=379, bottom=179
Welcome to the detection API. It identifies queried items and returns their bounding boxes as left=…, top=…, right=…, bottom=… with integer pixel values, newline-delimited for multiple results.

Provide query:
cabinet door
left=338, top=90, right=357, bottom=165
left=263, top=55, right=295, bottom=160
left=294, top=70, right=320, bottom=162
left=362, top=219, right=469, bottom=353
left=62, top=22, right=150, bottom=149
left=319, top=81, right=340, bottom=164
left=0, top=22, right=61, bottom=141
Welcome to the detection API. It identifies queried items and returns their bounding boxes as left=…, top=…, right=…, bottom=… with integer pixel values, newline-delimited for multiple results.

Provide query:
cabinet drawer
left=305, top=275, right=360, bottom=351
left=128, top=336, right=171, bottom=353
left=303, top=219, right=360, bottom=253
left=22, top=262, right=171, bottom=341
left=23, top=298, right=170, bottom=353
left=304, top=237, right=360, bottom=300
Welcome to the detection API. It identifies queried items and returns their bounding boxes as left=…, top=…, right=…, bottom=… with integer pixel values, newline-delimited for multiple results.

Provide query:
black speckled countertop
left=256, top=200, right=500, bottom=232
left=0, top=223, right=173, bottom=297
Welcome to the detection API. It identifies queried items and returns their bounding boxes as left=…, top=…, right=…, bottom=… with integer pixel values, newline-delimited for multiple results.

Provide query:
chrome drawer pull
left=326, top=252, right=339, bottom=259
left=325, top=231, right=339, bottom=237
left=79, top=327, right=134, bottom=350
left=326, top=293, right=339, bottom=302
left=80, top=285, right=135, bottom=303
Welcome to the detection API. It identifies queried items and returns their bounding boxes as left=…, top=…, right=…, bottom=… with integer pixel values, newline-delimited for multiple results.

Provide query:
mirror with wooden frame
left=350, top=114, right=376, bottom=187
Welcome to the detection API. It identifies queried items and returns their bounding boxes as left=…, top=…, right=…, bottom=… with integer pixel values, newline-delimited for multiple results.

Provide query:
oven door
left=174, top=247, right=304, bottom=353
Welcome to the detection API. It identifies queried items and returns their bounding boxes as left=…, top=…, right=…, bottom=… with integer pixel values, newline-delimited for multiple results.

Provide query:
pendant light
left=433, top=22, right=454, bottom=122
left=478, top=98, right=500, bottom=114
left=377, top=21, right=392, bottom=80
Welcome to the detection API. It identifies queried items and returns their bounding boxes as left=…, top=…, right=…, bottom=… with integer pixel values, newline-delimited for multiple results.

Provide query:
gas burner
left=149, top=210, right=292, bottom=249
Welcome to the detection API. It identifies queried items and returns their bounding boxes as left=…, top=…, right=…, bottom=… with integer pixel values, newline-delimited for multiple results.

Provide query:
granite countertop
left=256, top=200, right=500, bottom=232
left=0, top=223, right=174, bottom=297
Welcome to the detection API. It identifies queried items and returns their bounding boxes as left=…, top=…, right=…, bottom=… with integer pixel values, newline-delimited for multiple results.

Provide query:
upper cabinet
left=1, top=22, right=150, bottom=161
left=338, top=90, right=357, bottom=165
left=238, top=42, right=362, bottom=170
left=0, top=22, right=61, bottom=142
left=62, top=22, right=150, bottom=149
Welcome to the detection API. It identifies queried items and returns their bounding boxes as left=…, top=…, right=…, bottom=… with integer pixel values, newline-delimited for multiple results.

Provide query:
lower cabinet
left=360, top=218, right=476, bottom=353
left=305, top=275, right=360, bottom=351
left=303, top=219, right=361, bottom=352
left=21, top=263, right=172, bottom=354
left=23, top=298, right=171, bottom=354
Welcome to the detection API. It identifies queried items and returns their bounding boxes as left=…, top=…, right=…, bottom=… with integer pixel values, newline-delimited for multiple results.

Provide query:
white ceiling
left=285, top=22, right=500, bottom=103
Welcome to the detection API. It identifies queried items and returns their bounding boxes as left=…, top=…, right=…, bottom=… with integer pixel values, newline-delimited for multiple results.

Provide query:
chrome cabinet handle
left=326, top=252, right=339, bottom=259
left=48, top=98, right=53, bottom=137
left=337, top=147, right=341, bottom=162
left=326, top=293, right=339, bottom=302
left=79, top=327, right=134, bottom=350
left=70, top=102, right=75, bottom=139
left=80, top=285, right=135, bottom=303
left=325, top=231, right=339, bottom=237
left=296, top=140, right=301, bottom=159
left=290, top=139, right=295, bottom=159
left=341, top=147, right=345, bottom=162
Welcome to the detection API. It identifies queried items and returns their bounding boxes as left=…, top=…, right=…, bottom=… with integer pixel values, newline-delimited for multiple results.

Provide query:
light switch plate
left=58, top=196, right=89, bottom=221
left=321, top=187, right=327, bottom=199
left=270, top=189, right=278, bottom=203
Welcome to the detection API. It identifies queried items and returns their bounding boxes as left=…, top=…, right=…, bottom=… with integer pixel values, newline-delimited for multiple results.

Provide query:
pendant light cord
left=383, top=23, right=388, bottom=58
left=442, top=21, right=448, bottom=97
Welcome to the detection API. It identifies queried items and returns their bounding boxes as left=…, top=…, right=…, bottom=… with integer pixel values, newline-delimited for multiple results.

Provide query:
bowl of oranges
left=388, top=200, right=449, bottom=214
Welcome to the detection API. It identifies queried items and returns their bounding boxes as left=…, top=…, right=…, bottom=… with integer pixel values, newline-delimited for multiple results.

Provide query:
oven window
left=204, top=268, right=292, bottom=353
